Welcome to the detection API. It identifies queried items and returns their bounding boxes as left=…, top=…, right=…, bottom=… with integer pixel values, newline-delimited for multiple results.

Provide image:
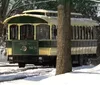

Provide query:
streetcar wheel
left=18, top=63, right=25, bottom=68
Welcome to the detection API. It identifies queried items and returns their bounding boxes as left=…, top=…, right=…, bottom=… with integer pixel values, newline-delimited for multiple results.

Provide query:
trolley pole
left=56, top=0, right=72, bottom=75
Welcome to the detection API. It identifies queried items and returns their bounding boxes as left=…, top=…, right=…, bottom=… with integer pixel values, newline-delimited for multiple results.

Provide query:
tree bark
left=56, top=2, right=72, bottom=75
left=0, top=21, right=3, bottom=37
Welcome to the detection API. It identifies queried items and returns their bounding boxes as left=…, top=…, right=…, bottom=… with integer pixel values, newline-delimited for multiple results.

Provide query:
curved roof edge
left=3, top=14, right=48, bottom=24
left=23, top=9, right=57, bottom=14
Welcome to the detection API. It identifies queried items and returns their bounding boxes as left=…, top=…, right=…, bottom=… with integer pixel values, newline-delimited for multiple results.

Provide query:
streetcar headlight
left=9, top=57, right=13, bottom=60
left=39, top=57, right=42, bottom=60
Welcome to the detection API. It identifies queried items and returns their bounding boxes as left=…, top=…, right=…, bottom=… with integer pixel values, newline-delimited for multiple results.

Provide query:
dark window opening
left=52, top=25, right=57, bottom=39
left=71, top=15, right=83, bottom=18
left=46, top=13, right=57, bottom=17
left=25, top=12, right=45, bottom=15
left=93, top=26, right=97, bottom=39
left=20, top=24, right=34, bottom=40
left=36, top=24, right=50, bottom=40
left=72, top=26, right=96, bottom=40
left=10, top=25, right=18, bottom=40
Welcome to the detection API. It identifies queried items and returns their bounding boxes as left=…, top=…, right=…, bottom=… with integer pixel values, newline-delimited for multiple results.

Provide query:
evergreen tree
left=71, top=0, right=97, bottom=19
left=35, top=0, right=97, bottom=19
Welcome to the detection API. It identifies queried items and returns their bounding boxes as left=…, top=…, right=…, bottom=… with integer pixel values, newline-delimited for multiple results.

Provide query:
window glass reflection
left=20, top=24, right=34, bottom=40
left=36, top=24, right=50, bottom=40
left=10, top=25, right=18, bottom=40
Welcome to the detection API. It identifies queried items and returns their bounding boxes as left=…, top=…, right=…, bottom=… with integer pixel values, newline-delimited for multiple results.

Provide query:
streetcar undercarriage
left=8, top=54, right=96, bottom=67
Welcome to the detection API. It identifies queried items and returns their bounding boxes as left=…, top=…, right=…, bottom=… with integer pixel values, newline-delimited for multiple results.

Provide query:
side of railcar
left=4, top=13, right=100, bottom=67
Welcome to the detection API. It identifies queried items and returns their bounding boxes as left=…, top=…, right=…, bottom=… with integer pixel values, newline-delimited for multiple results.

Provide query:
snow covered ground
left=0, top=47, right=7, bottom=62
left=0, top=62, right=100, bottom=85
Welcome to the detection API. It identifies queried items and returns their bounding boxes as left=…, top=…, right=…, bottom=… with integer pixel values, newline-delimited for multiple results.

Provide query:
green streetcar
left=3, top=9, right=100, bottom=67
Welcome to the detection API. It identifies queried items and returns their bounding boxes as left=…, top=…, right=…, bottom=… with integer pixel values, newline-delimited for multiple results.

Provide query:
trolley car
left=3, top=9, right=100, bottom=67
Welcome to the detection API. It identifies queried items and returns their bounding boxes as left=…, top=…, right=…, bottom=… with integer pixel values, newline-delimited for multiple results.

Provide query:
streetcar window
left=78, top=26, right=81, bottom=39
left=36, top=24, right=50, bottom=40
left=77, top=26, right=80, bottom=39
left=88, top=26, right=92, bottom=39
left=52, top=25, right=57, bottom=39
left=79, top=26, right=83, bottom=39
left=85, top=26, right=91, bottom=39
left=74, top=26, right=78, bottom=39
left=20, top=25, right=34, bottom=40
left=91, top=27, right=94, bottom=39
left=71, top=15, right=83, bottom=18
left=72, top=26, right=97, bottom=40
left=72, top=26, right=75, bottom=39
left=25, top=12, right=45, bottom=15
left=82, top=26, right=85, bottom=39
left=46, top=13, right=57, bottom=17
left=94, top=26, right=98, bottom=39
left=10, top=25, right=18, bottom=40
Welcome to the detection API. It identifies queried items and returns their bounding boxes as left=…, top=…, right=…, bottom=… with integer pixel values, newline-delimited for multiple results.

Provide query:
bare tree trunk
left=56, top=2, right=72, bottom=75
left=0, top=21, right=3, bottom=37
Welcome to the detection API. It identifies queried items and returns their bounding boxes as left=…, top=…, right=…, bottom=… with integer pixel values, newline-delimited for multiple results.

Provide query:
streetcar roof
left=3, top=14, right=49, bottom=24
left=22, top=9, right=82, bottom=15
left=3, top=14, right=99, bottom=26
left=71, top=18, right=99, bottom=26
left=23, top=9, right=57, bottom=14
left=48, top=18, right=99, bottom=26
left=23, top=9, right=83, bottom=17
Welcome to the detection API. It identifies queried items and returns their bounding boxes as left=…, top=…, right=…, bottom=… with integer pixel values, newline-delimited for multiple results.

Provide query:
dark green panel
left=6, top=41, right=12, bottom=48
left=71, top=40, right=97, bottom=47
left=39, top=40, right=97, bottom=48
left=8, top=16, right=47, bottom=23
left=12, top=40, right=39, bottom=55
left=39, top=40, right=57, bottom=47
